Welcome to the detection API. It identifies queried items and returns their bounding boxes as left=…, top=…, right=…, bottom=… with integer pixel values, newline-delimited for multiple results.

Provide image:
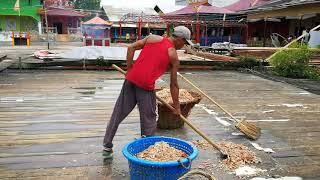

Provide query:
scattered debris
left=231, top=132, right=244, bottom=136
left=262, top=110, right=275, bottom=113
left=298, top=92, right=310, bottom=95
left=156, top=88, right=195, bottom=104
left=249, top=119, right=290, bottom=122
left=250, top=177, right=302, bottom=180
left=267, top=104, right=277, bottom=107
left=191, top=140, right=212, bottom=150
left=191, top=140, right=260, bottom=170
left=235, top=166, right=267, bottom=177
left=282, top=104, right=303, bottom=108
left=34, top=50, right=58, bottom=59
left=197, top=159, right=217, bottom=173
left=219, top=141, right=261, bottom=170
left=250, top=142, right=275, bottom=153
left=136, top=141, right=187, bottom=162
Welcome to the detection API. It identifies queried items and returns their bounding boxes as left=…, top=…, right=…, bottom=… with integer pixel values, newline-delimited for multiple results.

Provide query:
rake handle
left=177, top=72, right=240, bottom=123
left=112, top=64, right=223, bottom=151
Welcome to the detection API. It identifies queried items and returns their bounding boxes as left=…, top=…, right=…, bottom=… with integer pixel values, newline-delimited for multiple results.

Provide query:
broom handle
left=177, top=72, right=240, bottom=123
left=112, top=64, right=222, bottom=151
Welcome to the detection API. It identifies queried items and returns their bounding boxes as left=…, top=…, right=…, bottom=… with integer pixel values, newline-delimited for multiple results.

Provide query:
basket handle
left=178, top=157, right=192, bottom=169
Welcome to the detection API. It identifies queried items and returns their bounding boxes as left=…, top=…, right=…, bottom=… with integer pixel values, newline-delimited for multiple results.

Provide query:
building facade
left=244, top=0, right=320, bottom=47
left=41, top=0, right=84, bottom=35
left=0, top=0, right=42, bottom=32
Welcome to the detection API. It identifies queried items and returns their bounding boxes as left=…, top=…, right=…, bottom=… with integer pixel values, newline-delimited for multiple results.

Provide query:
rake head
left=235, top=120, right=261, bottom=140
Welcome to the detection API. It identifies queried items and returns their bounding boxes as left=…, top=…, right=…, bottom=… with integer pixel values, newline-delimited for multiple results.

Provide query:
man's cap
left=173, top=26, right=193, bottom=45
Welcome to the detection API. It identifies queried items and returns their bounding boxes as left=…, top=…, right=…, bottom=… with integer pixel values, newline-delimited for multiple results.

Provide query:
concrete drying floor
left=0, top=70, right=319, bottom=180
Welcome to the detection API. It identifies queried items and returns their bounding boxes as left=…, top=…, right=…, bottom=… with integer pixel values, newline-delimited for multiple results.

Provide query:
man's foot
left=102, top=147, right=113, bottom=159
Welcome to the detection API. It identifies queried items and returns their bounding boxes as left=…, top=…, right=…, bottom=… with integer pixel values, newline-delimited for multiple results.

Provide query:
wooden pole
left=119, top=22, right=122, bottom=43
left=196, top=16, right=200, bottom=43
left=263, top=17, right=267, bottom=47
left=205, top=24, right=207, bottom=46
left=44, top=5, right=50, bottom=49
left=298, top=15, right=303, bottom=36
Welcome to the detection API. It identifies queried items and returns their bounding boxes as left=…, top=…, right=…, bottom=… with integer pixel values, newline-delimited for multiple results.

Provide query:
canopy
left=40, top=7, right=86, bottom=17
left=83, top=17, right=112, bottom=26
left=166, top=4, right=234, bottom=15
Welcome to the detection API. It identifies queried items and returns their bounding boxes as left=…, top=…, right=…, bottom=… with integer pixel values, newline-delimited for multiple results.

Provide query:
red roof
left=224, top=0, right=270, bottom=11
left=42, top=7, right=86, bottom=17
left=83, top=17, right=112, bottom=25
left=167, top=4, right=234, bottom=15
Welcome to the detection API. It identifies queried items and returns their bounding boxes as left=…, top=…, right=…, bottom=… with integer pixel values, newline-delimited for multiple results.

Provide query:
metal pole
left=44, top=2, right=50, bottom=49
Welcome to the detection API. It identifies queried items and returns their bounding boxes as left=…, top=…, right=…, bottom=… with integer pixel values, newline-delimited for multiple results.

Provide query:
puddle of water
left=74, top=79, right=123, bottom=97
left=72, top=87, right=96, bottom=90
left=78, top=91, right=96, bottom=95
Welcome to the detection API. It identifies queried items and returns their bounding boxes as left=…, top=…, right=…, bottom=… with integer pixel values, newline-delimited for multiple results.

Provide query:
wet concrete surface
left=0, top=70, right=319, bottom=179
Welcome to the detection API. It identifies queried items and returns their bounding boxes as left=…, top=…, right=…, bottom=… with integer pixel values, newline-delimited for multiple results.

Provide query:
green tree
left=73, top=0, right=101, bottom=10
left=72, top=0, right=101, bottom=20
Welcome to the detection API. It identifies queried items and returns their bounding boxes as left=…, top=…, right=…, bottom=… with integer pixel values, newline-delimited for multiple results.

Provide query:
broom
left=177, top=72, right=261, bottom=140
left=112, top=64, right=228, bottom=158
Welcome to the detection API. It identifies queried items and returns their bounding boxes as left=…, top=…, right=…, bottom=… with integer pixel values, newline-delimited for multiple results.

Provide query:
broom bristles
left=236, top=120, right=261, bottom=140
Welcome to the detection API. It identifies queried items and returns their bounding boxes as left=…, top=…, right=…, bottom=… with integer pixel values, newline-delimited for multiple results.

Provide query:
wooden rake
left=177, top=72, right=261, bottom=140
left=112, top=64, right=228, bottom=158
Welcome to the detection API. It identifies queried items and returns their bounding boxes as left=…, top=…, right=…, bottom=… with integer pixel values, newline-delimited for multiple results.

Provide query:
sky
left=100, top=0, right=238, bottom=12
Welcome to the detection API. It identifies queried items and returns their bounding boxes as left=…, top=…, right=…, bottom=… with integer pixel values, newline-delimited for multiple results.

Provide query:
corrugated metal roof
left=166, top=4, right=234, bottom=15
left=102, top=5, right=158, bottom=22
left=243, top=0, right=320, bottom=13
left=42, top=7, right=86, bottom=17
left=224, top=0, right=270, bottom=11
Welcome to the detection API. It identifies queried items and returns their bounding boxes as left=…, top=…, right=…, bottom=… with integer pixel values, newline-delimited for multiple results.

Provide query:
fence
left=67, top=28, right=83, bottom=41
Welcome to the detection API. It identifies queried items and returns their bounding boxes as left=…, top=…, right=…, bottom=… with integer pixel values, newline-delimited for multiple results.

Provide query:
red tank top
left=126, top=37, right=174, bottom=90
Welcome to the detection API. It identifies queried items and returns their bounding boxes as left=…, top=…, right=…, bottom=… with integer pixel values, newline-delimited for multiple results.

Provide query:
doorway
left=53, top=22, right=63, bottom=34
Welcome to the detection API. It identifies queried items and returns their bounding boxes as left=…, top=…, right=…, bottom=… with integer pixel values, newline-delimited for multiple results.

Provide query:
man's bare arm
left=168, top=47, right=180, bottom=115
left=126, top=37, right=147, bottom=70
left=126, top=35, right=163, bottom=70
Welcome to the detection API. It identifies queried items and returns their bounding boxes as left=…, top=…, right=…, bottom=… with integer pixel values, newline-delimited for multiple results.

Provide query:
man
left=102, top=26, right=191, bottom=158
left=303, top=28, right=311, bottom=45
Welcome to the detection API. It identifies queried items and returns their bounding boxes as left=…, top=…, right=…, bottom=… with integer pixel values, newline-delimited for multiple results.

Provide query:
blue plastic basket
left=122, top=136, right=198, bottom=180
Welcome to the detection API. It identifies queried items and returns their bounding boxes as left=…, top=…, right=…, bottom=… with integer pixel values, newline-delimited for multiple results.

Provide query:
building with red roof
left=167, top=4, right=234, bottom=15
left=40, top=1, right=86, bottom=35
left=82, top=17, right=112, bottom=46
left=165, top=2, right=247, bottom=45
left=224, top=0, right=270, bottom=12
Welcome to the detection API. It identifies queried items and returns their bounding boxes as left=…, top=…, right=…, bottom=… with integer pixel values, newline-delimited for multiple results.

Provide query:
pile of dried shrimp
left=156, top=88, right=195, bottom=104
left=136, top=141, right=187, bottom=162
left=190, top=140, right=260, bottom=170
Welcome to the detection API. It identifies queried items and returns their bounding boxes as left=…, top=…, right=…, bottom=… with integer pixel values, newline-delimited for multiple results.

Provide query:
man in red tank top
left=103, top=26, right=192, bottom=158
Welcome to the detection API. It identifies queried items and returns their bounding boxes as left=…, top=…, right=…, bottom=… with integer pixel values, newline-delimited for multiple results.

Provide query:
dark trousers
left=103, top=80, right=157, bottom=148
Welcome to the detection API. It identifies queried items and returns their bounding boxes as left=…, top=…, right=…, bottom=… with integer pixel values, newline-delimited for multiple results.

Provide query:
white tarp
left=309, top=30, right=320, bottom=48
left=58, top=46, right=141, bottom=60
